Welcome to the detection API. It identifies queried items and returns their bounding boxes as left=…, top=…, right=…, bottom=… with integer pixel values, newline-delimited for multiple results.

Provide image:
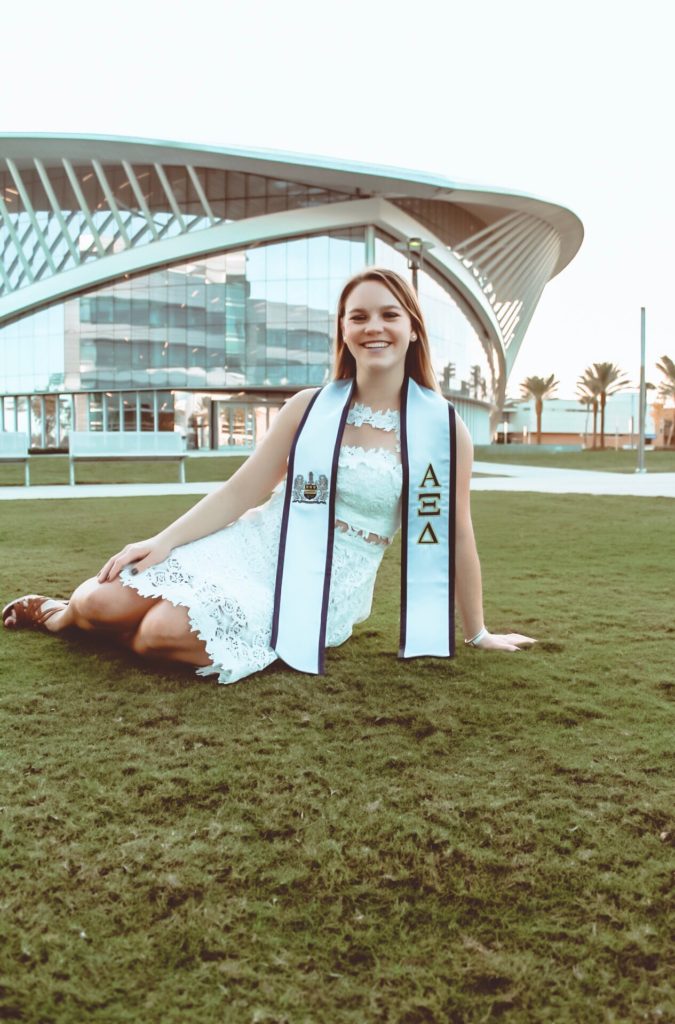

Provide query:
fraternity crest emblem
left=292, top=471, right=329, bottom=504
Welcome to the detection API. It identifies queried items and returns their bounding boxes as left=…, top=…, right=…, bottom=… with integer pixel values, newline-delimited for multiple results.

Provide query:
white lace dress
left=120, top=404, right=402, bottom=684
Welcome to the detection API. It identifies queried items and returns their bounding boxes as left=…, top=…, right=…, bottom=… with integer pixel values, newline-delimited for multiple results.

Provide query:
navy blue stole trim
left=398, top=377, right=410, bottom=657
left=448, top=402, right=457, bottom=657
left=271, top=387, right=323, bottom=652
left=317, top=379, right=355, bottom=672
left=399, top=378, right=457, bottom=659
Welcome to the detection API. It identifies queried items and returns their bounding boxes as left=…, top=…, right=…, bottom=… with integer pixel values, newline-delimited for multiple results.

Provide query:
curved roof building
left=0, top=134, right=583, bottom=450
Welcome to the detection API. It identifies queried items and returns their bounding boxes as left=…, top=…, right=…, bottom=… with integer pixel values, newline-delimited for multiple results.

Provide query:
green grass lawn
left=474, top=447, right=675, bottom=473
left=1, top=493, right=673, bottom=1023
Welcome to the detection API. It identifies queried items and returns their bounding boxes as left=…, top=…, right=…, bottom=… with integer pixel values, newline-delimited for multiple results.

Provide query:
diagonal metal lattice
left=0, top=157, right=219, bottom=300
left=447, top=211, right=561, bottom=369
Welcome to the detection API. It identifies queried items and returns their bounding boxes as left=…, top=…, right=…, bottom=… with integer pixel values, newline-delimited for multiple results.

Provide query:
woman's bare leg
left=10, top=577, right=161, bottom=634
left=5, top=580, right=211, bottom=670
left=128, top=600, right=212, bottom=667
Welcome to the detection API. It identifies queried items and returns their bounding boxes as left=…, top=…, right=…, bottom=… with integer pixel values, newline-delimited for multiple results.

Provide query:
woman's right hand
left=97, top=536, right=173, bottom=583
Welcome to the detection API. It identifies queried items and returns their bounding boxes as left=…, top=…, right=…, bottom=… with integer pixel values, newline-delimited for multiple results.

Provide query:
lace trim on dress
left=346, top=403, right=401, bottom=451
left=339, top=444, right=402, bottom=471
left=121, top=560, right=276, bottom=684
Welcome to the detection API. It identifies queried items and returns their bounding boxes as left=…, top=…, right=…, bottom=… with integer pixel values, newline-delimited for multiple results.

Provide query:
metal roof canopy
left=0, top=133, right=583, bottom=277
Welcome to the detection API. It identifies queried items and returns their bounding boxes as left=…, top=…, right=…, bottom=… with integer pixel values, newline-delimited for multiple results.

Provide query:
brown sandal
left=2, top=595, right=68, bottom=631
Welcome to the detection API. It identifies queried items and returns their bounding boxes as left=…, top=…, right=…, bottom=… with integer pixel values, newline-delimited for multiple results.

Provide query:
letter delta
left=417, top=463, right=441, bottom=544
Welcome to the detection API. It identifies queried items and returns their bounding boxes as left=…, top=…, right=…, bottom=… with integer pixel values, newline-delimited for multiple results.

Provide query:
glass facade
left=0, top=143, right=582, bottom=452
left=0, top=304, right=65, bottom=394
left=70, top=228, right=365, bottom=392
left=0, top=228, right=492, bottom=448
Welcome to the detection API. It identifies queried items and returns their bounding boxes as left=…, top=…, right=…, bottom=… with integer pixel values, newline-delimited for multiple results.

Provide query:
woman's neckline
left=350, top=401, right=400, bottom=416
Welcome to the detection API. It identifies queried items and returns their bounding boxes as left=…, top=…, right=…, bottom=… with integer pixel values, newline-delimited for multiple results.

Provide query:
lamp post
left=394, top=236, right=434, bottom=293
left=636, top=307, right=647, bottom=474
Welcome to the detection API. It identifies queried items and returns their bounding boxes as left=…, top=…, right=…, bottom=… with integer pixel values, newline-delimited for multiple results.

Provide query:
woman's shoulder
left=284, top=386, right=321, bottom=411
left=281, top=387, right=322, bottom=427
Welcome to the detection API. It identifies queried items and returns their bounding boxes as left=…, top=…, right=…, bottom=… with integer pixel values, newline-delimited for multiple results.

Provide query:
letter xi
left=417, top=463, right=441, bottom=544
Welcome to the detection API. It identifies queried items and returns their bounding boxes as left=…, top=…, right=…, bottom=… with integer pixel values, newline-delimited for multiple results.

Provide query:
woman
left=2, top=268, right=535, bottom=681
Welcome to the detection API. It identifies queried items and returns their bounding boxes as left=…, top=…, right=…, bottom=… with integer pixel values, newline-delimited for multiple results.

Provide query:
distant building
left=0, top=134, right=583, bottom=450
left=501, top=393, right=656, bottom=447
left=651, top=401, right=675, bottom=448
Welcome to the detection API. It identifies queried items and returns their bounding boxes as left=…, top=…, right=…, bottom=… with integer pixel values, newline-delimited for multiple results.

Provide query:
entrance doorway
left=212, top=401, right=281, bottom=451
left=215, top=403, right=254, bottom=450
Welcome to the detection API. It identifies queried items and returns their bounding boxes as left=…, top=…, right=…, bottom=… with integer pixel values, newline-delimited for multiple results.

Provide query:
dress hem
left=119, top=570, right=273, bottom=685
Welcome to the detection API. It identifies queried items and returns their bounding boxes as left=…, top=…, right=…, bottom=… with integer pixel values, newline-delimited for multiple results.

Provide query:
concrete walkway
left=1, top=462, right=674, bottom=500
left=470, top=462, right=675, bottom=498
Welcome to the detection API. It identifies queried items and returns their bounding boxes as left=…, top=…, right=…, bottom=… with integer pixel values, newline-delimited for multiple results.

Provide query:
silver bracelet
left=464, top=626, right=488, bottom=647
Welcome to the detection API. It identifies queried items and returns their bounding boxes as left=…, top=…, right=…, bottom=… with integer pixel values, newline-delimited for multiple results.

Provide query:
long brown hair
left=333, top=267, right=440, bottom=393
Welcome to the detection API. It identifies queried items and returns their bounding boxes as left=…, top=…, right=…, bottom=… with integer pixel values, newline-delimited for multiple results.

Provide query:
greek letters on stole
left=272, top=377, right=456, bottom=675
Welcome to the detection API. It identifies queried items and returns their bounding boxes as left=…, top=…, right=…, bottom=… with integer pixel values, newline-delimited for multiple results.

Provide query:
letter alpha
left=420, top=463, right=440, bottom=488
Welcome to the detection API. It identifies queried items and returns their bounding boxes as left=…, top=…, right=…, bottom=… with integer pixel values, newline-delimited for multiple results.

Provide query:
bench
left=0, top=432, right=31, bottom=486
left=69, top=431, right=187, bottom=486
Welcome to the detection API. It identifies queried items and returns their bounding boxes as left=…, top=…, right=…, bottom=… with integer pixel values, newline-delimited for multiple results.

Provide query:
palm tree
left=519, top=374, right=559, bottom=444
left=579, top=362, right=631, bottom=449
left=577, top=392, right=596, bottom=449
left=656, top=355, right=675, bottom=447
left=656, top=355, right=675, bottom=400
left=576, top=372, right=602, bottom=449
left=469, top=364, right=487, bottom=401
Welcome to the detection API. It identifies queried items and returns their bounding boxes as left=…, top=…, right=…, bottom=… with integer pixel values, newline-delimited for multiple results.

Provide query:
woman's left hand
left=473, top=631, right=537, bottom=652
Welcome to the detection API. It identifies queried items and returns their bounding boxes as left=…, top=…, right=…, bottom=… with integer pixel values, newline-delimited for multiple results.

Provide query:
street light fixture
left=394, top=236, right=434, bottom=293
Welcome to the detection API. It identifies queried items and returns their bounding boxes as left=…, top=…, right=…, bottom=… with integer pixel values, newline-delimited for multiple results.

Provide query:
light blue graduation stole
left=272, top=377, right=456, bottom=674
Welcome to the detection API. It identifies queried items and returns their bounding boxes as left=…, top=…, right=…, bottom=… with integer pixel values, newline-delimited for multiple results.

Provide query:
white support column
left=153, top=391, right=159, bottom=431
left=455, top=212, right=524, bottom=262
left=503, top=242, right=560, bottom=369
left=62, top=159, right=107, bottom=256
left=0, top=396, right=4, bottom=431
left=154, top=164, right=186, bottom=232
left=0, top=240, right=12, bottom=291
left=119, top=392, right=125, bottom=432
left=186, top=165, right=217, bottom=226
left=495, top=227, right=557, bottom=298
left=480, top=217, right=542, bottom=280
left=121, top=161, right=161, bottom=240
left=92, top=160, right=132, bottom=248
left=102, top=394, right=108, bottom=432
left=0, top=193, right=36, bottom=283
left=498, top=301, right=524, bottom=348
left=5, top=159, right=58, bottom=274
left=364, top=225, right=376, bottom=265
left=34, top=158, right=82, bottom=265
left=135, top=391, right=141, bottom=431
left=39, top=395, right=46, bottom=448
left=55, top=396, right=61, bottom=447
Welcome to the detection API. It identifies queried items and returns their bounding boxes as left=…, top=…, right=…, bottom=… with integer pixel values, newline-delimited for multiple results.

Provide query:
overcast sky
left=3, top=0, right=672, bottom=398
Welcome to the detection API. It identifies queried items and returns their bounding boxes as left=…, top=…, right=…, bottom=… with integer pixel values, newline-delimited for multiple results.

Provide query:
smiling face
left=340, top=279, right=415, bottom=377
